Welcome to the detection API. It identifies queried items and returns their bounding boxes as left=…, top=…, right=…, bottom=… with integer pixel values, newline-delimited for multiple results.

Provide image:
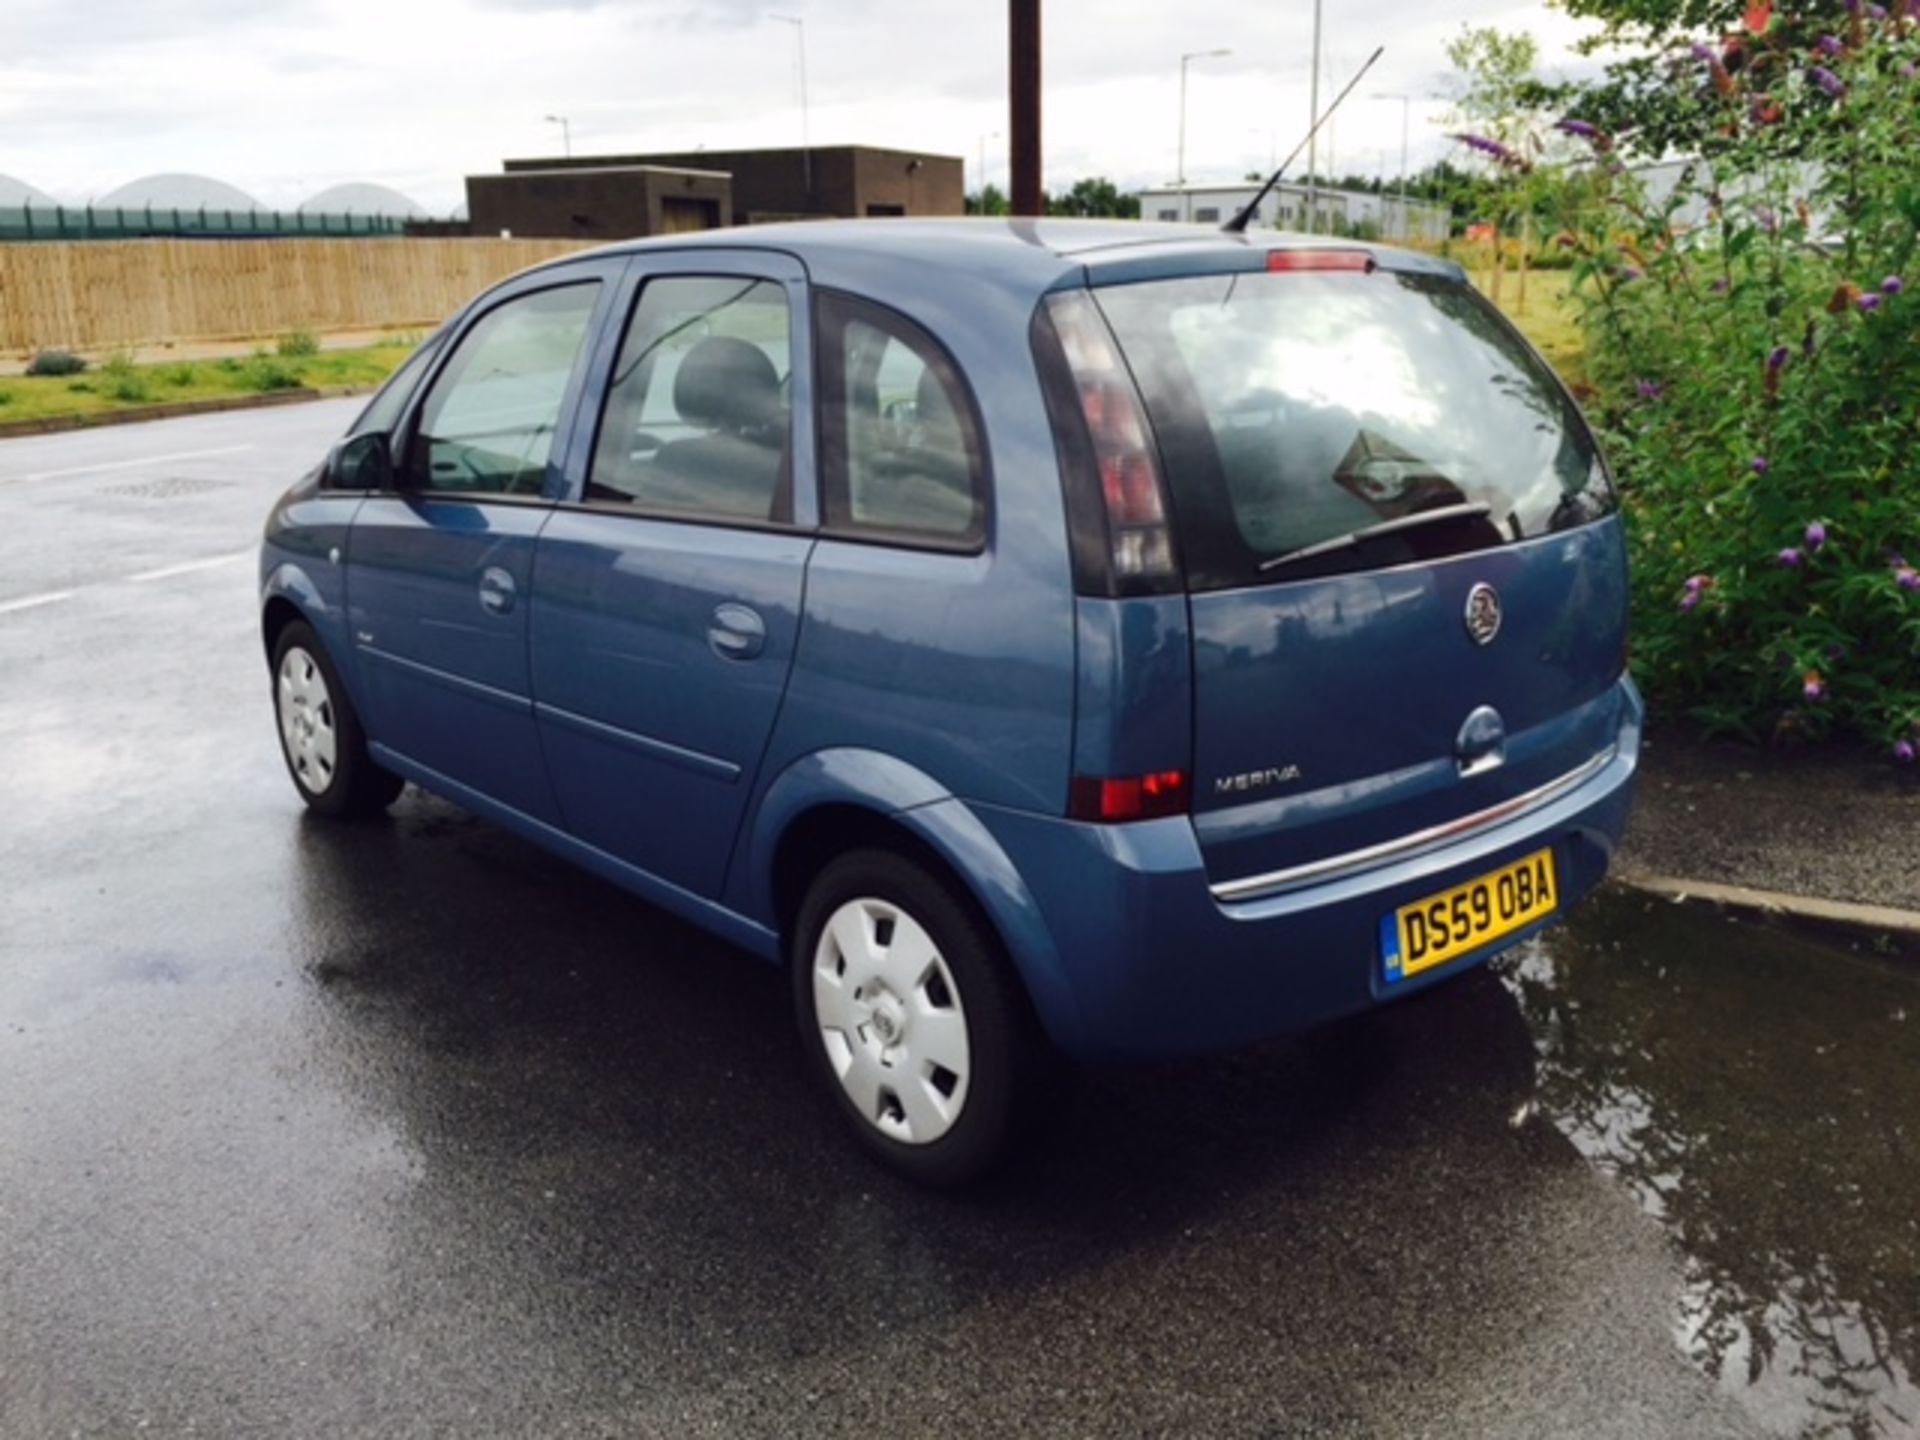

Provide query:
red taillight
left=1068, top=770, right=1189, bottom=822
left=1043, top=291, right=1178, bottom=586
left=1265, top=248, right=1375, bottom=273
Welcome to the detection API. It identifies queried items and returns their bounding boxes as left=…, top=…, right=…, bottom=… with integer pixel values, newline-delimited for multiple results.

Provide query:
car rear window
left=1092, top=267, right=1613, bottom=590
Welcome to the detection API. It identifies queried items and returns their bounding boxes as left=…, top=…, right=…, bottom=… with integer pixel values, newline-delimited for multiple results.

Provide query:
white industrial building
left=1135, top=181, right=1450, bottom=243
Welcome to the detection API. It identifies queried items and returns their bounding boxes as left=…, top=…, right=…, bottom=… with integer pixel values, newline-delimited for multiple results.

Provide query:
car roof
left=534, top=217, right=1461, bottom=306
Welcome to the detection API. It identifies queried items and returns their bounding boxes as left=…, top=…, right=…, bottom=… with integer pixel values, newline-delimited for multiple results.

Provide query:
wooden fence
left=0, top=237, right=594, bottom=354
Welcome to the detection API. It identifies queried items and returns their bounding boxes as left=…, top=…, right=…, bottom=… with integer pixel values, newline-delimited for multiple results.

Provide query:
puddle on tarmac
left=1499, top=890, right=1920, bottom=1440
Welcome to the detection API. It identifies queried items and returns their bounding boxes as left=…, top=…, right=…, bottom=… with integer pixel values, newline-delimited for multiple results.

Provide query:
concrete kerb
left=0, top=385, right=376, bottom=440
left=1612, top=867, right=1920, bottom=956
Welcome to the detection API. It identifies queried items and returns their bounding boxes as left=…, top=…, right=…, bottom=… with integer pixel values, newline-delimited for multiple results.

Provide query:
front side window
left=588, top=276, right=792, bottom=522
left=1094, top=268, right=1612, bottom=589
left=817, top=292, right=986, bottom=548
left=407, top=283, right=599, bottom=496
left=352, top=329, right=443, bottom=440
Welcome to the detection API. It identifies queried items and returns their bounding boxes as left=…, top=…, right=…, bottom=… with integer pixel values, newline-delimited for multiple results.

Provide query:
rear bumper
left=977, top=675, right=1642, bottom=1062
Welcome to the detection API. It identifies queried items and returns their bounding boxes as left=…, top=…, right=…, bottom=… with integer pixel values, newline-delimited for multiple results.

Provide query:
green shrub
left=99, top=352, right=151, bottom=404
left=1555, top=18, right=1920, bottom=760
left=0, top=387, right=12, bottom=407
left=241, top=350, right=305, bottom=392
left=275, top=329, right=320, bottom=359
left=161, top=363, right=197, bottom=387
left=26, top=349, right=86, bottom=377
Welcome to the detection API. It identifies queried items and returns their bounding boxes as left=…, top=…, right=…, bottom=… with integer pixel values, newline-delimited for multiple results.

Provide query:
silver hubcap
left=812, top=897, right=971, bottom=1145
left=277, top=646, right=338, bottom=796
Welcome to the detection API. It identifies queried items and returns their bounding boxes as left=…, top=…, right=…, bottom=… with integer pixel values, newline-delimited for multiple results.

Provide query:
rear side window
left=816, top=291, right=986, bottom=549
left=588, top=276, right=793, bottom=524
left=1094, top=268, right=1612, bottom=590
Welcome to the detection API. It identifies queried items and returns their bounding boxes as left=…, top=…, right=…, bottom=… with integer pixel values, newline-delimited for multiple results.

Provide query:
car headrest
left=673, top=336, right=781, bottom=434
left=914, top=366, right=961, bottom=441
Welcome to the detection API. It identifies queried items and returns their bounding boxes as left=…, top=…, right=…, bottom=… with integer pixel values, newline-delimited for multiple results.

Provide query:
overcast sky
left=3, top=0, right=1612, bottom=213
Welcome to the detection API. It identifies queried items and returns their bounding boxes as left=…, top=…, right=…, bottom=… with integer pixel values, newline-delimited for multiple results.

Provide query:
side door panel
left=346, top=265, right=619, bottom=824
left=530, top=253, right=815, bottom=898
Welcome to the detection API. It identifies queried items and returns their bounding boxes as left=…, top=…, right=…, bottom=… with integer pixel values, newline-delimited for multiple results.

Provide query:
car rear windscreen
left=1092, top=267, right=1613, bottom=590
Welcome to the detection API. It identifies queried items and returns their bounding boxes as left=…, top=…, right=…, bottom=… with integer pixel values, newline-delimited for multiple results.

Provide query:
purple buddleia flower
left=1883, top=275, right=1904, bottom=294
left=1899, top=567, right=1920, bottom=591
left=1805, top=521, right=1827, bottom=550
left=1896, top=740, right=1916, bottom=764
left=1636, top=378, right=1663, bottom=400
left=1869, top=2, right=1887, bottom=17
left=1902, top=61, right=1918, bottom=78
left=1555, top=118, right=1601, bottom=139
left=1678, top=590, right=1702, bottom=612
left=1712, top=277, right=1731, bottom=292
left=1621, top=265, right=1644, bottom=281
left=1750, top=456, right=1769, bottom=473
left=1860, top=292, right=1883, bottom=312
left=1803, top=676, right=1826, bottom=701
left=1690, top=42, right=1716, bottom=61
left=1768, top=345, right=1791, bottom=370
left=1451, top=133, right=1529, bottom=171
left=1778, top=547, right=1804, bottom=568
left=1811, top=66, right=1848, bottom=97
left=1818, top=33, right=1845, bottom=54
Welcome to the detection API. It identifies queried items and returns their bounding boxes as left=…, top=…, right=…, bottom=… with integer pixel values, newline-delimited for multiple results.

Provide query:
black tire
left=791, top=848, right=1040, bottom=1186
left=270, top=620, right=404, bottom=819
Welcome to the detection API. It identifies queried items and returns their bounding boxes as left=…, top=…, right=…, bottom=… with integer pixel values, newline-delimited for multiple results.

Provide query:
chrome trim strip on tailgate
left=1208, top=747, right=1618, bottom=904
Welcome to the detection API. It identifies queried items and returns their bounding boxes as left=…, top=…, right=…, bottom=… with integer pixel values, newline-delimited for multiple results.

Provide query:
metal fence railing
left=0, top=204, right=417, bottom=242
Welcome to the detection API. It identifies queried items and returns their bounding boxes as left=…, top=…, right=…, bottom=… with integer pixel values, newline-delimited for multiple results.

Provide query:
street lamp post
left=977, top=130, right=1001, bottom=204
left=1306, top=0, right=1323, bottom=232
left=767, top=14, right=812, bottom=204
left=1177, top=47, right=1232, bottom=222
left=544, top=114, right=572, bottom=159
left=1371, top=92, right=1412, bottom=239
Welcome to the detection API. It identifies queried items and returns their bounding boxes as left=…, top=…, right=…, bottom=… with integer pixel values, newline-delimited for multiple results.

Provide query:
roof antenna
left=1223, top=45, right=1385, bottom=234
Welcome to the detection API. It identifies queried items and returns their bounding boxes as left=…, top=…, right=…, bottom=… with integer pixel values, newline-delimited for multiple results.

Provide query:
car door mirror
left=323, top=432, right=395, bottom=492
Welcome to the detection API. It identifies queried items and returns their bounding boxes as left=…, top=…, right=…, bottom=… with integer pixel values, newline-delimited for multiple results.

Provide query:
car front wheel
left=793, top=849, right=1037, bottom=1186
left=271, top=620, right=403, bottom=818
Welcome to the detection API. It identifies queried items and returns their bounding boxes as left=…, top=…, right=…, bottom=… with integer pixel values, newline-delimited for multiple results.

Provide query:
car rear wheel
left=792, top=849, right=1036, bottom=1186
left=271, top=621, right=403, bottom=818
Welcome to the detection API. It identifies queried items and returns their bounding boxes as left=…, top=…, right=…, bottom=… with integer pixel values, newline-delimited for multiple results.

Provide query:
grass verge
left=0, top=339, right=416, bottom=425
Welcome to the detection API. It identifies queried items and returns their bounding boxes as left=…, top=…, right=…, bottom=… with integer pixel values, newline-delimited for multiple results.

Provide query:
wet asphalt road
left=2, top=403, right=1916, bottom=1438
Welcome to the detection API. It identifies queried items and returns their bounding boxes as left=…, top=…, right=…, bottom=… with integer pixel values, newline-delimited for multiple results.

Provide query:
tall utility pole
left=1177, top=48, right=1232, bottom=222
left=768, top=14, right=812, bottom=204
left=1305, top=0, right=1323, bottom=233
left=1372, top=92, right=1412, bottom=238
left=1009, top=0, right=1042, bottom=216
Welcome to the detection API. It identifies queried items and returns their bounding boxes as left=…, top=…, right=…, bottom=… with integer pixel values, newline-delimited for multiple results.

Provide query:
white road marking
left=0, top=549, right=253, bottom=618
left=126, top=551, right=250, bottom=583
left=3, top=444, right=255, bottom=485
left=0, top=590, right=76, bottom=616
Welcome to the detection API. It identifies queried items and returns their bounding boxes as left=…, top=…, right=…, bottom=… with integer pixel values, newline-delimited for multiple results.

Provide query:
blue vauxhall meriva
left=261, top=219, right=1639, bottom=1183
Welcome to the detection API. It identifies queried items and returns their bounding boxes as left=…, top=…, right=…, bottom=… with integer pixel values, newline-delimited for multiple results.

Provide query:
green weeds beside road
left=0, top=337, right=415, bottom=425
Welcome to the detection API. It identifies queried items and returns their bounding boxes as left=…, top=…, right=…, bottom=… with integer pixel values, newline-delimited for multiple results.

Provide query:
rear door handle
left=708, top=603, right=766, bottom=661
left=478, top=566, right=517, bottom=615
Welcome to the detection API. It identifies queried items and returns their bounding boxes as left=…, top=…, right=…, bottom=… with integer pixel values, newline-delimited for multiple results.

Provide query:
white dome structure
left=298, top=182, right=427, bottom=218
left=0, top=174, right=58, bottom=207
left=98, top=173, right=264, bottom=212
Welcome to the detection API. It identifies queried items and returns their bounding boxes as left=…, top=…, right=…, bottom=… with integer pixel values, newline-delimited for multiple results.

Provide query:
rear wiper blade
left=1257, top=501, right=1494, bottom=574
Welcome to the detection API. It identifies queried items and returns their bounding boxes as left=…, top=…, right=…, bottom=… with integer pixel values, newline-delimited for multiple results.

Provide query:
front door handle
left=708, top=603, right=767, bottom=661
left=478, top=566, right=517, bottom=616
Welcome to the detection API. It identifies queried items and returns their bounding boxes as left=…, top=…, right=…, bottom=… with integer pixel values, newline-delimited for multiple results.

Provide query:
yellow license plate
left=1382, top=848, right=1558, bottom=983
